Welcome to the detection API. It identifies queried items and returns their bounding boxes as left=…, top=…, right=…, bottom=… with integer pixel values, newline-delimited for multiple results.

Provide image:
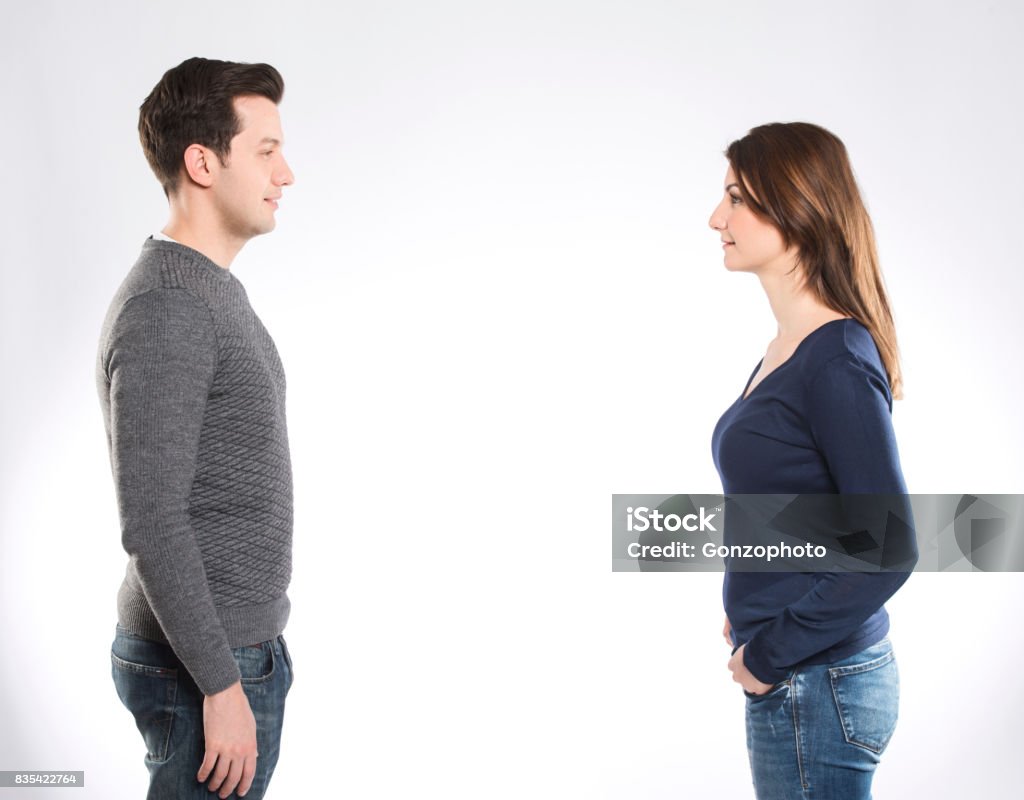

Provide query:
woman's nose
left=709, top=204, right=726, bottom=231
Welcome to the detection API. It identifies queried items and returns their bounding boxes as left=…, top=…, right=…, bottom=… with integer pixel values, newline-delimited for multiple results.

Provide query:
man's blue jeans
left=744, top=638, right=899, bottom=800
left=111, top=625, right=293, bottom=799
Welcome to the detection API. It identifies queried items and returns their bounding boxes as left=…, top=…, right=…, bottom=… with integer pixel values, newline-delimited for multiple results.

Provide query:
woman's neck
left=758, top=268, right=845, bottom=344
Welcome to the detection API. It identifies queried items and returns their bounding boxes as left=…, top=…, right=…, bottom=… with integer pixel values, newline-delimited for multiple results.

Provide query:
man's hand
left=198, top=681, right=258, bottom=798
left=727, top=643, right=775, bottom=696
left=722, top=616, right=733, bottom=647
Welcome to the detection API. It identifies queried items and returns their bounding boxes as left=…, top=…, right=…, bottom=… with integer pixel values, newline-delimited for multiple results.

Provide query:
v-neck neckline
left=739, top=318, right=853, bottom=402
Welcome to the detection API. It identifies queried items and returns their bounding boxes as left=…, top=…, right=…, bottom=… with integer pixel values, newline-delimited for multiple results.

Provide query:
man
left=96, top=57, right=296, bottom=799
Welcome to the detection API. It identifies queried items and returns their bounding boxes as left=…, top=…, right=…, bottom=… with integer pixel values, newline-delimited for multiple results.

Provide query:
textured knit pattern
left=97, top=238, right=292, bottom=695
left=711, top=318, right=917, bottom=684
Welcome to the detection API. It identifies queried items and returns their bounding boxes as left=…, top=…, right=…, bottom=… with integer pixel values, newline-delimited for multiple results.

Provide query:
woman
left=708, top=122, right=918, bottom=799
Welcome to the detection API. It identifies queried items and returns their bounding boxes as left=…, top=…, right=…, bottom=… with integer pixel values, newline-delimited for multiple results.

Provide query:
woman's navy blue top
left=711, top=318, right=916, bottom=684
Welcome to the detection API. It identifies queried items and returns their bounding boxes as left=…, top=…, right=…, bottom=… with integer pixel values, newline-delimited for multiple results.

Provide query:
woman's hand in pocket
left=728, top=644, right=776, bottom=696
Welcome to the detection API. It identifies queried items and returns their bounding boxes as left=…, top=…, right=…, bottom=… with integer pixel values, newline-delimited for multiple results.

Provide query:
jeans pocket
left=744, top=678, right=791, bottom=701
left=234, top=641, right=276, bottom=685
left=278, top=635, right=294, bottom=691
left=110, top=650, right=178, bottom=763
left=829, top=649, right=899, bottom=754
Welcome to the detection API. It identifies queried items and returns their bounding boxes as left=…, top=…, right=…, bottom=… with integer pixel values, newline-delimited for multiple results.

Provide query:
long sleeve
left=741, top=354, right=919, bottom=684
left=103, top=288, right=241, bottom=695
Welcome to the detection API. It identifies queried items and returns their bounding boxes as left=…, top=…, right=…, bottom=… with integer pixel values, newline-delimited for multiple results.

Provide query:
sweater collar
left=142, top=236, right=234, bottom=282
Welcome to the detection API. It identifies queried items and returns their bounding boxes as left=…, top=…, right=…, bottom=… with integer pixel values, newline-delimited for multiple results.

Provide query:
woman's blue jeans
left=744, top=638, right=899, bottom=800
left=111, top=625, right=294, bottom=799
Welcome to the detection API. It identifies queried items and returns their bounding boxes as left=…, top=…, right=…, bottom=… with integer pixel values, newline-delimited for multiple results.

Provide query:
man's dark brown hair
left=139, top=57, right=284, bottom=196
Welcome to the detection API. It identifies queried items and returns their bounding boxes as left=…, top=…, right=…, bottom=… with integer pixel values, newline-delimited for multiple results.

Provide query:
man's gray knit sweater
left=97, top=238, right=292, bottom=696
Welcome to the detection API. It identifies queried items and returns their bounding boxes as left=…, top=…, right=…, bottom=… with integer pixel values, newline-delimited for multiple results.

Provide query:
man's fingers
left=237, top=754, right=258, bottom=797
left=217, top=758, right=244, bottom=800
left=207, top=755, right=233, bottom=792
left=197, top=751, right=218, bottom=783
left=199, top=749, right=258, bottom=796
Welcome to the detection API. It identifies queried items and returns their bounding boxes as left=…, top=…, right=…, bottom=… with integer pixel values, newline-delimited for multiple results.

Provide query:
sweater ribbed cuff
left=742, top=637, right=790, bottom=685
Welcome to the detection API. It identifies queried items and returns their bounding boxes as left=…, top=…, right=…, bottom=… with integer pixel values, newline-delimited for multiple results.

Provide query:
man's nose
left=277, top=157, right=295, bottom=186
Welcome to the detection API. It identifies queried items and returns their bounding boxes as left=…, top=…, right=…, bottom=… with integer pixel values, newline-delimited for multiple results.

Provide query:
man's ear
left=182, top=144, right=217, bottom=188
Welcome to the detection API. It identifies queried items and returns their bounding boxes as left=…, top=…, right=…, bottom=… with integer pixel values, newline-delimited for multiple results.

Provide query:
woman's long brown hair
left=726, top=122, right=904, bottom=399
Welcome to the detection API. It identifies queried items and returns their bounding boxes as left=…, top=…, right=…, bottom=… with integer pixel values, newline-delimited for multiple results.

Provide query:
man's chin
left=249, top=219, right=277, bottom=238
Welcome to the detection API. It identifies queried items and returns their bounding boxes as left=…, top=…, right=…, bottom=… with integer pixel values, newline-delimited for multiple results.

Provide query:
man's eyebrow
left=258, top=137, right=282, bottom=146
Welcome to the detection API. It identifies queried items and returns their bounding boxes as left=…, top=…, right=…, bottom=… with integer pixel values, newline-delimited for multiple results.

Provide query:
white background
left=1, top=1, right=1022, bottom=797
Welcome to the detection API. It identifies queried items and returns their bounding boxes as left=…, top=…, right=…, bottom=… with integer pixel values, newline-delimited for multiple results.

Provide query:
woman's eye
left=729, top=194, right=742, bottom=205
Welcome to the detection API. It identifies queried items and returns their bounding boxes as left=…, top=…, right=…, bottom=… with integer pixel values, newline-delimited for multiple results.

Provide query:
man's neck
left=162, top=214, right=245, bottom=270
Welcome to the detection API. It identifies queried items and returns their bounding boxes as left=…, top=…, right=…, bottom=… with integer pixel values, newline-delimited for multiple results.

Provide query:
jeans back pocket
left=111, top=651, right=178, bottom=763
left=828, top=649, right=899, bottom=754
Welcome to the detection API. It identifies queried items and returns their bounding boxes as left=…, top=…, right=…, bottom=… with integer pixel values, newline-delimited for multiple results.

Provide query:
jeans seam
left=278, top=637, right=294, bottom=691
left=153, top=672, right=178, bottom=764
left=790, top=673, right=809, bottom=790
